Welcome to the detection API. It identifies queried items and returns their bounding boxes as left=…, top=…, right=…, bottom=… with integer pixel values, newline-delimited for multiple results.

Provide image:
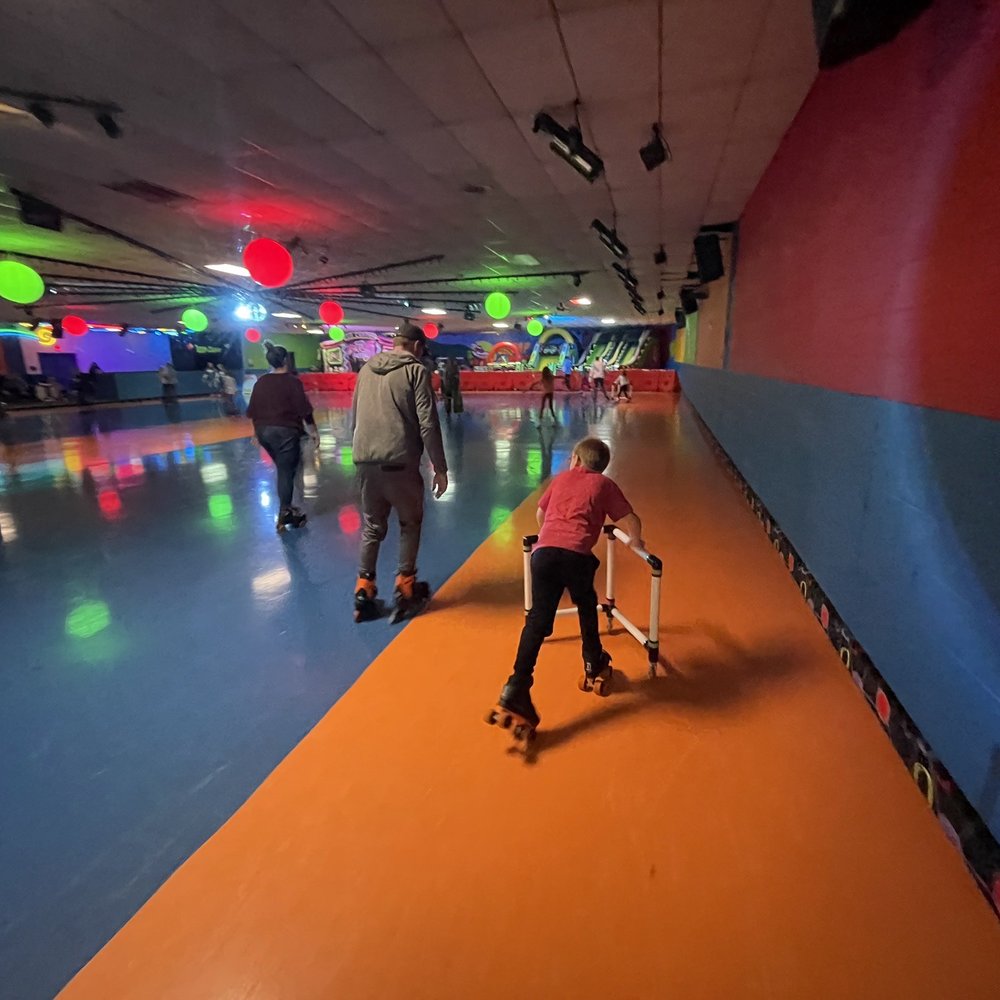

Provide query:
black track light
left=639, top=123, right=671, bottom=172
left=590, top=219, right=629, bottom=259
left=613, top=262, right=638, bottom=290
left=28, top=102, right=56, bottom=128
left=653, top=246, right=667, bottom=266
left=533, top=112, right=604, bottom=183
left=95, top=111, right=122, bottom=139
left=674, top=308, right=686, bottom=328
left=572, top=273, right=582, bottom=287
left=680, top=288, right=699, bottom=315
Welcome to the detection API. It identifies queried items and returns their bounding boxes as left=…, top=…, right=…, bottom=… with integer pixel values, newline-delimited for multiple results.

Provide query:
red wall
left=729, top=1, right=1000, bottom=420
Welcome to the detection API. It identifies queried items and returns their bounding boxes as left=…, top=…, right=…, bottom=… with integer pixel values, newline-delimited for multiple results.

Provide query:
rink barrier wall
left=681, top=377, right=1000, bottom=919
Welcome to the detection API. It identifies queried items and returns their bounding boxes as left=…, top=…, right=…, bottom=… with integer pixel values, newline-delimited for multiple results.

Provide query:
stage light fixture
left=654, top=246, right=667, bottom=266
left=639, top=123, right=671, bottom=172
left=572, top=273, right=582, bottom=287
left=613, top=262, right=638, bottom=290
left=590, top=219, right=628, bottom=259
left=95, top=111, right=122, bottom=139
left=27, top=102, right=56, bottom=128
left=532, top=112, right=604, bottom=183
left=680, top=288, right=699, bottom=315
left=675, top=308, right=686, bottom=328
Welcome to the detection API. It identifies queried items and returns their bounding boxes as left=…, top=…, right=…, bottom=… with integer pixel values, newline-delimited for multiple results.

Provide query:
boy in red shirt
left=487, top=437, right=643, bottom=739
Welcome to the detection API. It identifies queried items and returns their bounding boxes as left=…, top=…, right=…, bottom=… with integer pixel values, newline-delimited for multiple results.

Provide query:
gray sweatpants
left=357, top=464, right=425, bottom=578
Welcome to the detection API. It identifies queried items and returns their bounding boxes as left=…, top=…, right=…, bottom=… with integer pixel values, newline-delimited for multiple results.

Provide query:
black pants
left=257, top=425, right=302, bottom=510
left=539, top=391, right=555, bottom=417
left=508, top=547, right=603, bottom=690
left=593, top=377, right=611, bottom=401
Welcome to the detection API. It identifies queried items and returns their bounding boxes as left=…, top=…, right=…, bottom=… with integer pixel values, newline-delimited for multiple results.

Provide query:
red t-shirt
left=537, top=466, right=633, bottom=555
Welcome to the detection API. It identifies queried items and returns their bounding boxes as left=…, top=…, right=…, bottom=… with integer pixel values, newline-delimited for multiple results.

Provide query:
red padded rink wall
left=299, top=369, right=679, bottom=393
left=58, top=396, right=998, bottom=1000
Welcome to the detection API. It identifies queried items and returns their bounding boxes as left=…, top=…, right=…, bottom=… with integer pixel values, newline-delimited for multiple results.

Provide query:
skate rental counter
left=298, top=369, right=679, bottom=393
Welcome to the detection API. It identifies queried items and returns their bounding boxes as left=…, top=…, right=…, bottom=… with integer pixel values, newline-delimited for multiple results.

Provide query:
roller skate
left=485, top=682, right=539, bottom=747
left=353, top=575, right=382, bottom=623
left=578, top=650, right=612, bottom=696
left=276, top=506, right=307, bottom=533
left=388, top=573, right=431, bottom=624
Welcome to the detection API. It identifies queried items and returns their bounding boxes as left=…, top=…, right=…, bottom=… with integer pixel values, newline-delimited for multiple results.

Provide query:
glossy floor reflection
left=0, top=391, right=619, bottom=1000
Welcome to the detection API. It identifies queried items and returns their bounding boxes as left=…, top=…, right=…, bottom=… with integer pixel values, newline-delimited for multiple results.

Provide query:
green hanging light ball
left=327, top=325, right=345, bottom=343
left=483, top=291, right=511, bottom=320
left=526, top=318, right=544, bottom=337
left=181, top=308, right=208, bottom=332
left=0, top=260, right=45, bottom=305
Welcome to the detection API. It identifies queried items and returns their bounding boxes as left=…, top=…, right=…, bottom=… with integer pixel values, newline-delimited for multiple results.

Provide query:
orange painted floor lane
left=59, top=397, right=1000, bottom=999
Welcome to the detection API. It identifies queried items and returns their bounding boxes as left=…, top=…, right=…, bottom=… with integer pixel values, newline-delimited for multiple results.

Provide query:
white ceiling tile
left=304, top=54, right=439, bottom=133
left=217, top=0, right=369, bottom=60
left=382, top=39, right=507, bottom=125
left=464, top=20, right=576, bottom=115
left=330, top=0, right=456, bottom=46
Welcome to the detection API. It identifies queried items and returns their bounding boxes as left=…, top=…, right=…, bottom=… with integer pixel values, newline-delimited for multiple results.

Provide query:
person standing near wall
left=158, top=362, right=177, bottom=401
left=351, top=322, right=448, bottom=624
left=442, top=357, right=463, bottom=416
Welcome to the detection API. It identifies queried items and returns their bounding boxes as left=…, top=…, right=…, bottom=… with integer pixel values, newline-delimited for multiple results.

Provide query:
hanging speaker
left=694, top=234, right=724, bottom=283
left=680, top=289, right=699, bottom=315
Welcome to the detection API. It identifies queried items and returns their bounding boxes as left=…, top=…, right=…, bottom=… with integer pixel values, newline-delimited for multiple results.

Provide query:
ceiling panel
left=0, top=0, right=817, bottom=327
left=217, top=0, right=369, bottom=60
left=382, top=38, right=508, bottom=126
left=464, top=20, right=576, bottom=115
left=304, top=54, right=439, bottom=133
left=330, top=0, right=456, bottom=46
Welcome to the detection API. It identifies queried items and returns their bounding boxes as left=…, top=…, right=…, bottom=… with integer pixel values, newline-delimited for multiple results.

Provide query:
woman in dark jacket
left=247, top=343, right=319, bottom=531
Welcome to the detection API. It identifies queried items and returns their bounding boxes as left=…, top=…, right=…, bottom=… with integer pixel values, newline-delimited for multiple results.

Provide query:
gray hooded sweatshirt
left=351, top=349, right=447, bottom=472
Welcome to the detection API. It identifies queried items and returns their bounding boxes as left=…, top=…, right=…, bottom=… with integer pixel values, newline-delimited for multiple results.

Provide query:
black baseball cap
left=395, top=322, right=427, bottom=343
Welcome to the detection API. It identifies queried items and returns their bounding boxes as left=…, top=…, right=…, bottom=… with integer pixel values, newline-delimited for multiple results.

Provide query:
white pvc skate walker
left=522, top=525, right=664, bottom=679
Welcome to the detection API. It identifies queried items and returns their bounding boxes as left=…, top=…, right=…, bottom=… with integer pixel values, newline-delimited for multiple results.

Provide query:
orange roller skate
left=485, top=682, right=540, bottom=747
left=388, top=573, right=431, bottom=624
left=578, top=650, right=613, bottom=696
left=353, top=575, right=381, bottom=623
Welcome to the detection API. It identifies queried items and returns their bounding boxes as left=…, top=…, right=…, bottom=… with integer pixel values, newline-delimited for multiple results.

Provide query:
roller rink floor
left=1, top=391, right=997, bottom=999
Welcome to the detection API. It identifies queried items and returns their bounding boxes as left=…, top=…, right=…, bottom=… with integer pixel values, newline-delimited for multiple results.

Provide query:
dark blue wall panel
left=679, top=364, right=1000, bottom=839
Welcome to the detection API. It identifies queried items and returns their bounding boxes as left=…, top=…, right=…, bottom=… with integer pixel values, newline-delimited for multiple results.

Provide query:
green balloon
left=526, top=318, right=544, bottom=337
left=0, top=260, right=45, bottom=304
left=181, top=308, right=208, bottom=332
left=483, top=291, right=511, bottom=320
left=328, top=325, right=345, bottom=342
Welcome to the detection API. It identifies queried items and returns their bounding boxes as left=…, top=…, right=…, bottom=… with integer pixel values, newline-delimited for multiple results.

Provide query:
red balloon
left=319, top=300, right=344, bottom=325
left=422, top=322, right=439, bottom=340
left=245, top=327, right=262, bottom=343
left=63, top=315, right=89, bottom=336
left=243, top=238, right=294, bottom=288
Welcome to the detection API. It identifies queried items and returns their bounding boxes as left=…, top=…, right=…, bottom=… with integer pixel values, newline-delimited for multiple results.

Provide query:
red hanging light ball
left=245, top=327, right=262, bottom=343
left=243, top=238, right=294, bottom=288
left=63, top=315, right=89, bottom=336
left=319, top=300, right=344, bottom=326
left=422, top=322, right=439, bottom=340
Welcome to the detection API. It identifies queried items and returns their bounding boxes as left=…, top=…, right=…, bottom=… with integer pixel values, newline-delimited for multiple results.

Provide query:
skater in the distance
left=561, top=354, right=574, bottom=391
left=614, top=367, right=632, bottom=402
left=536, top=365, right=556, bottom=422
left=487, top=437, right=644, bottom=739
left=442, top=357, right=463, bottom=416
left=589, top=355, right=611, bottom=401
left=247, top=343, right=318, bottom=532
left=352, top=321, right=448, bottom=623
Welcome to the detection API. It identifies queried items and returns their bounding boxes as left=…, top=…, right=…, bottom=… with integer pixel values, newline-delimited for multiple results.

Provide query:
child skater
left=614, top=367, right=632, bottom=402
left=486, top=437, right=644, bottom=743
left=535, top=365, right=556, bottom=422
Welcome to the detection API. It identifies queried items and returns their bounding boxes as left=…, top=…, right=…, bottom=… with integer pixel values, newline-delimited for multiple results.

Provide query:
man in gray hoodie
left=352, top=322, right=448, bottom=622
